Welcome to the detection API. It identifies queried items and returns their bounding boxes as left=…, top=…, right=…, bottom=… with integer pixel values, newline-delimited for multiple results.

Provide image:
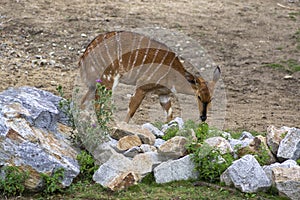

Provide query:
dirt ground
left=1, top=0, right=299, bottom=133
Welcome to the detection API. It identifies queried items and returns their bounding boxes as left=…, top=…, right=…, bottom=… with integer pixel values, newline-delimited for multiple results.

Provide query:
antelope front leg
left=124, top=88, right=146, bottom=123
left=159, top=94, right=173, bottom=122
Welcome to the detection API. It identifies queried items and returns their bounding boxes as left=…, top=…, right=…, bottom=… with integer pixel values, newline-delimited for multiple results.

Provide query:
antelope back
left=79, top=31, right=197, bottom=93
left=79, top=31, right=169, bottom=88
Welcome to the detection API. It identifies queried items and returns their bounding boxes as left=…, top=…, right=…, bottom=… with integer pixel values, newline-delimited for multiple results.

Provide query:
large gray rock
left=153, top=155, right=198, bottom=184
left=236, top=136, right=276, bottom=165
left=263, top=159, right=298, bottom=183
left=117, top=135, right=142, bottom=151
left=267, top=125, right=291, bottom=155
left=158, top=136, right=187, bottom=158
left=111, top=122, right=156, bottom=145
left=0, top=86, right=80, bottom=190
left=92, top=137, right=120, bottom=166
left=161, top=117, right=184, bottom=132
left=272, top=167, right=300, bottom=200
left=92, top=153, right=140, bottom=191
left=277, top=128, right=300, bottom=161
left=93, top=151, right=164, bottom=190
left=204, top=136, right=233, bottom=154
left=142, top=123, right=164, bottom=137
left=220, top=155, right=271, bottom=193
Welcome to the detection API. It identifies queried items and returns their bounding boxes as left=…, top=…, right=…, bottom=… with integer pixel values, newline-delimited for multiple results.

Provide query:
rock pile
left=91, top=120, right=300, bottom=200
left=0, top=87, right=299, bottom=200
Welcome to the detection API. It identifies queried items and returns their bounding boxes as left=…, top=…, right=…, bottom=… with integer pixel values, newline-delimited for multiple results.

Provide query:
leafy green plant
left=183, top=119, right=199, bottom=130
left=185, top=123, right=234, bottom=183
left=0, top=166, right=29, bottom=197
left=162, top=126, right=179, bottom=140
left=194, top=122, right=209, bottom=143
left=141, top=172, right=156, bottom=185
left=41, top=168, right=65, bottom=195
left=152, top=121, right=164, bottom=130
left=191, top=144, right=234, bottom=183
left=56, top=85, right=76, bottom=129
left=234, top=139, right=271, bottom=166
left=280, top=131, right=288, bottom=139
left=296, top=159, right=300, bottom=165
left=76, top=150, right=98, bottom=181
left=94, top=80, right=115, bottom=133
left=255, top=145, right=271, bottom=166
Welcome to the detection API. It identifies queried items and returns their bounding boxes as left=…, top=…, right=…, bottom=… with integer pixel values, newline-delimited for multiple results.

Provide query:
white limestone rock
left=154, top=155, right=198, bottom=184
left=220, top=155, right=271, bottom=193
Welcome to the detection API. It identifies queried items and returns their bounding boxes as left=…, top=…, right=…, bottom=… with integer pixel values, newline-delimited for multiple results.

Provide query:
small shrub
left=152, top=121, right=164, bottom=130
left=76, top=150, right=98, bottom=181
left=94, top=80, right=115, bottom=133
left=141, top=173, right=156, bottom=185
left=191, top=144, right=234, bottom=183
left=41, top=168, right=65, bottom=195
left=56, top=85, right=76, bottom=129
left=0, top=166, right=29, bottom=197
left=183, top=119, right=199, bottom=130
left=194, top=122, right=209, bottom=143
left=186, top=123, right=234, bottom=183
left=162, top=126, right=179, bottom=140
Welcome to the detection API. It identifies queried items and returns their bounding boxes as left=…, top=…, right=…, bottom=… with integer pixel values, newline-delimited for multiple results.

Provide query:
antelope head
left=186, top=66, right=221, bottom=122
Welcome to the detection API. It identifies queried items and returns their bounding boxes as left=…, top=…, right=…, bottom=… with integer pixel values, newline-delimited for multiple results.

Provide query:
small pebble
left=284, top=75, right=293, bottom=80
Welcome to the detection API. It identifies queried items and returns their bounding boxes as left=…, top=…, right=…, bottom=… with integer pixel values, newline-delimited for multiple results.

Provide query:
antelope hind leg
left=159, top=94, right=173, bottom=122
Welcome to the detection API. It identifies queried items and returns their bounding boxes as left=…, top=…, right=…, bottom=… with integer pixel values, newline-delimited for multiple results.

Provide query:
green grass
left=264, top=59, right=300, bottom=73
left=295, top=29, right=300, bottom=50
left=289, top=11, right=300, bottom=21
left=11, top=180, right=289, bottom=200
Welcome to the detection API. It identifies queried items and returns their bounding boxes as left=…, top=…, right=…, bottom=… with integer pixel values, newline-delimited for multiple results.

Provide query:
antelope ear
left=213, top=66, right=221, bottom=83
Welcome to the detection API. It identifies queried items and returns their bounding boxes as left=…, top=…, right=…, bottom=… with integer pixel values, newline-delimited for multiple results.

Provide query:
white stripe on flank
left=147, top=49, right=169, bottom=82
left=132, top=35, right=144, bottom=68
left=112, top=73, right=121, bottom=92
left=103, top=35, right=115, bottom=70
left=142, top=44, right=161, bottom=78
left=97, top=40, right=109, bottom=72
left=130, top=36, right=144, bottom=79
left=127, top=35, right=138, bottom=79
left=142, top=39, right=151, bottom=64
left=134, top=38, right=151, bottom=80
left=116, top=32, right=124, bottom=73
left=156, top=53, right=177, bottom=84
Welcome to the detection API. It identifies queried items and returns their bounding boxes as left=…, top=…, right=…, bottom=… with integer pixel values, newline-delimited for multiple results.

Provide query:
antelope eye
left=198, top=96, right=201, bottom=101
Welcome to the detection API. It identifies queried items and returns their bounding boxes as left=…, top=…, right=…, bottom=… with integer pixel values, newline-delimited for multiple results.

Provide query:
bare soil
left=1, top=0, right=299, bottom=132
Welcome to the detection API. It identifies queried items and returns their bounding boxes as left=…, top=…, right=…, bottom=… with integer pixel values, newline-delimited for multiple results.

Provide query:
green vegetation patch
left=288, top=11, right=300, bottom=21
left=0, top=166, right=29, bottom=197
left=265, top=59, right=300, bottom=72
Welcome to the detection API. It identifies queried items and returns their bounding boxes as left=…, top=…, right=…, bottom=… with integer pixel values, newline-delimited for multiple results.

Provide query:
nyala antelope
left=79, top=31, right=221, bottom=123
